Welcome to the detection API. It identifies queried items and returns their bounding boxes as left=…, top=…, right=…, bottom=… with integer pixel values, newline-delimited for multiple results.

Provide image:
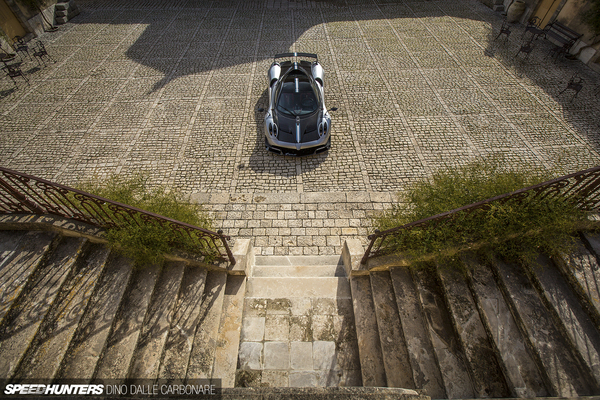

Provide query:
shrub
left=374, top=159, right=590, bottom=270
left=78, top=174, right=214, bottom=266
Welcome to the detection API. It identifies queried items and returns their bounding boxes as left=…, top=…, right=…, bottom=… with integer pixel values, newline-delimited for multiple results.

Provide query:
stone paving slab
left=198, top=191, right=392, bottom=255
left=1, top=0, right=600, bottom=255
left=238, top=268, right=360, bottom=388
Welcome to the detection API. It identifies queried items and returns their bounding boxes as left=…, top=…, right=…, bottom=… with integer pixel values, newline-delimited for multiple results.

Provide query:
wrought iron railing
left=361, top=166, right=600, bottom=265
left=0, top=167, right=235, bottom=265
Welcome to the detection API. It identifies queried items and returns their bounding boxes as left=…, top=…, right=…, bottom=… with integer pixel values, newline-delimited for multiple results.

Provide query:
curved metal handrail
left=361, top=165, right=600, bottom=265
left=0, top=167, right=235, bottom=265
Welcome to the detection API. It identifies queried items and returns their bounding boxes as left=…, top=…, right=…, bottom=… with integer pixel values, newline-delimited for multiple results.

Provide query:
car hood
left=274, top=111, right=322, bottom=144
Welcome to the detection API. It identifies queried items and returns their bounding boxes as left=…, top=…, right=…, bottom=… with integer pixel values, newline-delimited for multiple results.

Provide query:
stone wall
left=3, top=0, right=59, bottom=38
left=556, top=0, right=600, bottom=71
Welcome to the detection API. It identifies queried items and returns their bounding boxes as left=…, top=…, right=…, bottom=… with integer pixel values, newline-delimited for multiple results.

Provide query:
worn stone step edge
left=350, top=275, right=386, bottom=387
left=252, top=265, right=346, bottom=277
left=12, top=243, right=110, bottom=381
left=212, top=275, right=247, bottom=388
left=389, top=267, right=446, bottom=399
left=465, top=258, right=550, bottom=398
left=492, top=259, right=597, bottom=396
left=246, top=277, right=351, bottom=299
left=220, top=386, right=427, bottom=400
left=254, top=255, right=343, bottom=267
left=0, top=236, right=86, bottom=380
left=93, top=264, right=161, bottom=380
left=526, top=255, right=600, bottom=388
left=0, top=230, right=58, bottom=326
left=58, top=253, right=134, bottom=380
left=370, top=271, right=415, bottom=389
left=412, top=268, right=475, bottom=399
left=221, top=386, right=426, bottom=400
left=437, top=266, right=511, bottom=397
left=185, top=271, right=228, bottom=380
left=157, top=267, right=209, bottom=380
left=128, top=262, right=186, bottom=380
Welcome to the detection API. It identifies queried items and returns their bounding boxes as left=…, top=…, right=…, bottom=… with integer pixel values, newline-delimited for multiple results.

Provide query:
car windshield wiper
left=278, top=105, right=297, bottom=116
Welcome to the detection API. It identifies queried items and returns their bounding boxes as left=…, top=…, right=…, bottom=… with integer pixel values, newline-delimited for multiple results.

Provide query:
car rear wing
left=274, top=52, right=318, bottom=62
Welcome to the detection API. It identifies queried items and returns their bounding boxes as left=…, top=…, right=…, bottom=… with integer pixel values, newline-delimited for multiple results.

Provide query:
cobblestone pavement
left=1, top=0, right=600, bottom=254
left=192, top=192, right=393, bottom=256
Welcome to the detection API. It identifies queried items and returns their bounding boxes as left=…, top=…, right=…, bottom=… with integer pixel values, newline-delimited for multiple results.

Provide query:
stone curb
left=191, top=192, right=396, bottom=205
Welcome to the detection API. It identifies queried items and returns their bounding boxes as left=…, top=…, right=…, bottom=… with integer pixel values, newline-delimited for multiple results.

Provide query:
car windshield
left=276, top=72, right=319, bottom=116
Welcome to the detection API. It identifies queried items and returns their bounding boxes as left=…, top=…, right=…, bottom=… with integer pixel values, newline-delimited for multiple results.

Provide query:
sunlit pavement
left=2, top=0, right=599, bottom=254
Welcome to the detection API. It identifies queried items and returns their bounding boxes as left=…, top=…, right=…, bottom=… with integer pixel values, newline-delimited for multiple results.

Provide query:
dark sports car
left=263, top=53, right=333, bottom=156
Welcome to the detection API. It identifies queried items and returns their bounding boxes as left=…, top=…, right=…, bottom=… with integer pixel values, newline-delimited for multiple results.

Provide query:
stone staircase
left=347, top=232, right=600, bottom=397
left=2, top=223, right=600, bottom=399
left=0, top=228, right=244, bottom=387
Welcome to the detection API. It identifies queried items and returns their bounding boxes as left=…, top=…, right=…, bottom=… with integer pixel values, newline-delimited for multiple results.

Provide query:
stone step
left=12, top=242, right=109, bottom=381
left=412, top=268, right=475, bottom=399
left=128, top=262, right=186, bottom=380
left=94, top=263, right=161, bottom=380
left=220, top=387, right=427, bottom=400
left=350, top=275, right=386, bottom=387
left=254, top=255, right=342, bottom=267
left=370, top=271, right=414, bottom=389
left=58, top=253, right=134, bottom=380
left=583, top=232, right=600, bottom=259
left=567, top=233, right=600, bottom=328
left=389, top=267, right=446, bottom=399
left=466, top=258, right=550, bottom=397
left=158, top=266, right=208, bottom=380
left=0, top=230, right=57, bottom=325
left=438, top=266, right=510, bottom=397
left=252, top=264, right=346, bottom=277
left=0, top=236, right=86, bottom=380
left=212, top=275, right=246, bottom=387
left=493, top=259, right=598, bottom=396
left=186, top=270, right=227, bottom=380
left=246, top=277, right=351, bottom=299
left=529, top=255, right=600, bottom=388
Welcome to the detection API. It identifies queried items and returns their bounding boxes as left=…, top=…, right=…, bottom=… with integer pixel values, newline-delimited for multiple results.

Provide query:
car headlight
left=318, top=121, right=328, bottom=137
left=269, top=123, right=278, bottom=138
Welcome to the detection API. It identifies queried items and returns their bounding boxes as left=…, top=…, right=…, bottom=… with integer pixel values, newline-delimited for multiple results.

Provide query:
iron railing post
left=218, top=230, right=236, bottom=265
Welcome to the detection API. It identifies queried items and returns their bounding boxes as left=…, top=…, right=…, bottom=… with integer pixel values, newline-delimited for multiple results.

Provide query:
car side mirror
left=329, top=107, right=338, bottom=112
